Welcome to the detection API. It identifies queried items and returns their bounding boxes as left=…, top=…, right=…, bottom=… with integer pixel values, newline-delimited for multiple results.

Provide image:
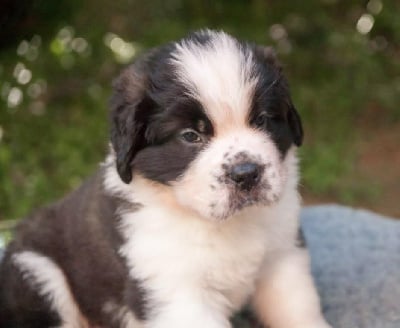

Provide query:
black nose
left=228, top=162, right=262, bottom=191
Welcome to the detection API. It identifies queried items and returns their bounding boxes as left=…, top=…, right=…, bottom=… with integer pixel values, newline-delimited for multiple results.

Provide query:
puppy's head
left=110, top=30, right=303, bottom=220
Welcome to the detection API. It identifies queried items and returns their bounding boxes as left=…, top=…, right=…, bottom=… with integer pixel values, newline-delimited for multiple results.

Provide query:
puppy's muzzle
left=228, top=162, right=264, bottom=191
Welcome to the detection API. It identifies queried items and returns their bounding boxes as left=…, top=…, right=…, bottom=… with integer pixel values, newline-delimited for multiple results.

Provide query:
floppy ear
left=110, top=56, right=155, bottom=184
left=288, top=103, right=304, bottom=147
left=257, top=45, right=304, bottom=147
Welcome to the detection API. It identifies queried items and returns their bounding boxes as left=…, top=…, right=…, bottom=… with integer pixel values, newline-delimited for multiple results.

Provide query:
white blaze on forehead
left=171, top=30, right=258, bottom=130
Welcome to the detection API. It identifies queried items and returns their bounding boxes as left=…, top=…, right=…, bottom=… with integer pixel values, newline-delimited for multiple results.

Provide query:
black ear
left=110, top=57, right=154, bottom=184
left=257, top=45, right=303, bottom=147
left=288, top=104, right=303, bottom=147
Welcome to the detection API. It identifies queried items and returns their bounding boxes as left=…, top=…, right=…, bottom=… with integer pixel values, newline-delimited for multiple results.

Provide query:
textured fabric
left=302, top=205, right=400, bottom=328
left=1, top=205, right=399, bottom=327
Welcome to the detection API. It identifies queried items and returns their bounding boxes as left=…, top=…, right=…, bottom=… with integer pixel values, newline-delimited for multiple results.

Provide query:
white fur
left=103, top=301, right=143, bottom=328
left=169, top=30, right=288, bottom=221
left=253, top=249, right=332, bottom=328
left=12, top=251, right=88, bottom=328
left=172, top=128, right=286, bottom=220
left=102, top=148, right=331, bottom=328
left=171, top=29, right=258, bottom=131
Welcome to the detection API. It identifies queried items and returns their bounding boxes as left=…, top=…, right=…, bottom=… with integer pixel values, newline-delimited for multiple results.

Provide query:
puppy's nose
left=228, top=162, right=262, bottom=191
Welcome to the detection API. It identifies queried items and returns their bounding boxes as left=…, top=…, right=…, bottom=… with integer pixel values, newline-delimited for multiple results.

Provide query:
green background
left=1, top=0, right=399, bottom=224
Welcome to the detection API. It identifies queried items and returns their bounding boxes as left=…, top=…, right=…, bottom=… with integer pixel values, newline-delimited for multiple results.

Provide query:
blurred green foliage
left=1, top=0, right=399, bottom=221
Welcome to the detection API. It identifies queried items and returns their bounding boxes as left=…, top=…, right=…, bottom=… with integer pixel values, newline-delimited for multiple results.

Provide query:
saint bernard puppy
left=0, top=30, right=331, bottom=328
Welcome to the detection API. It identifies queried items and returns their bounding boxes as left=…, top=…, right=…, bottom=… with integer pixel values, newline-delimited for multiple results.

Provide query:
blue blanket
left=1, top=205, right=399, bottom=327
left=302, top=205, right=400, bottom=328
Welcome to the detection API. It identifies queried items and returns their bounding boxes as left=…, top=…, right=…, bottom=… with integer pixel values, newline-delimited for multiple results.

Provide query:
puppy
left=0, top=30, right=331, bottom=328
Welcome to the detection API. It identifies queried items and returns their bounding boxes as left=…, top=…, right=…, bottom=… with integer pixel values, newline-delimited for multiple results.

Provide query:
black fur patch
left=134, top=98, right=213, bottom=184
left=0, top=259, right=61, bottom=328
left=0, top=169, right=148, bottom=326
left=249, top=45, right=303, bottom=156
left=110, top=42, right=214, bottom=184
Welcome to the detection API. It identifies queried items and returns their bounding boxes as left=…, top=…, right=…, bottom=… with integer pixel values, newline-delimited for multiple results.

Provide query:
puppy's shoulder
left=5, top=168, right=120, bottom=256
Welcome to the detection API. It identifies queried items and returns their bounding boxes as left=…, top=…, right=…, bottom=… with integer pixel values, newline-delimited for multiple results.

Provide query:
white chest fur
left=118, top=198, right=298, bottom=323
left=103, top=154, right=301, bottom=327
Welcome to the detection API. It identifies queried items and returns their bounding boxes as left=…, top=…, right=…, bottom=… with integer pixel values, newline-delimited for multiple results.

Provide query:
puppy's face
left=110, top=30, right=303, bottom=220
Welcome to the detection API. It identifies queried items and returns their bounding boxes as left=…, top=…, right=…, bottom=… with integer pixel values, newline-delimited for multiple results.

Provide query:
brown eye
left=180, top=129, right=202, bottom=143
left=255, top=112, right=267, bottom=127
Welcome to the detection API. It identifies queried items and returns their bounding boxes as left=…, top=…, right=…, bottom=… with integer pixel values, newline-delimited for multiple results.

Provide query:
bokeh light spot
left=26, top=47, right=39, bottom=61
left=31, top=35, right=42, bottom=48
left=7, top=87, right=23, bottom=108
left=27, top=82, right=42, bottom=99
left=58, top=26, right=75, bottom=43
left=17, top=41, right=29, bottom=56
left=50, top=39, right=65, bottom=55
left=104, top=32, right=137, bottom=63
left=367, top=0, right=383, bottom=15
left=269, top=24, right=287, bottom=41
left=13, top=62, right=25, bottom=79
left=71, top=37, right=88, bottom=54
left=356, top=14, right=374, bottom=35
left=17, top=68, right=32, bottom=85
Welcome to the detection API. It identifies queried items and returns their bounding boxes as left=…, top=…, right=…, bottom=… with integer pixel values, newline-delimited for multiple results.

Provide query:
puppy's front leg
left=252, top=248, right=331, bottom=328
left=145, top=297, right=232, bottom=328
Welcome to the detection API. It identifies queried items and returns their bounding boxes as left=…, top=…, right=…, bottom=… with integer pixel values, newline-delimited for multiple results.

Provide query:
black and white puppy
left=0, top=30, right=331, bottom=328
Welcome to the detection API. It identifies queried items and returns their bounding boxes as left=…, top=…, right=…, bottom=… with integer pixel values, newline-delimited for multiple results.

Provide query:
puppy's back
left=0, top=169, right=129, bottom=327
